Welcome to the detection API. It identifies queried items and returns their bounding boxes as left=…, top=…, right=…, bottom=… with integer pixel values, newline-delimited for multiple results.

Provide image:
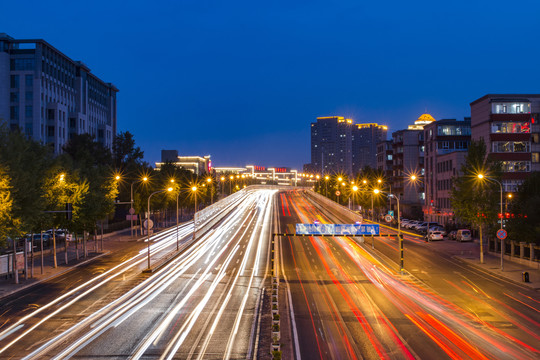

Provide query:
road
left=277, top=189, right=540, bottom=360
left=0, top=188, right=276, bottom=359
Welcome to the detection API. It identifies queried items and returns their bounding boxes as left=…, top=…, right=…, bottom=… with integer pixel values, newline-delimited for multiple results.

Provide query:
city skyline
left=2, top=1, right=540, bottom=169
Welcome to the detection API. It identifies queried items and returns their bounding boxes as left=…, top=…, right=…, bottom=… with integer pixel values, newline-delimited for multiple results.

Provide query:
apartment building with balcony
left=470, top=94, right=540, bottom=192
left=423, top=118, right=471, bottom=225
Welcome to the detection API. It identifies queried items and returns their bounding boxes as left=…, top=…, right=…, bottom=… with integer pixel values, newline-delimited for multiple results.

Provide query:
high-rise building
left=423, top=118, right=471, bottom=225
left=352, top=123, right=387, bottom=174
left=0, top=33, right=118, bottom=154
left=471, top=94, right=540, bottom=192
left=376, top=140, right=393, bottom=181
left=391, top=114, right=435, bottom=218
left=310, top=116, right=353, bottom=175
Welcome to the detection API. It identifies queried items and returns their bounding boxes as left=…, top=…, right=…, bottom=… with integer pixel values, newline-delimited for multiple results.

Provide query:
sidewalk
left=428, top=239, right=540, bottom=290
left=0, top=228, right=145, bottom=300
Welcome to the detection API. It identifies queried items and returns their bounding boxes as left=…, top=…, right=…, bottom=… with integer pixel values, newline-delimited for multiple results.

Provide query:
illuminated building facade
left=311, top=116, right=353, bottom=175
left=156, top=150, right=211, bottom=175
left=471, top=94, right=540, bottom=192
left=0, top=33, right=118, bottom=154
left=352, top=123, right=387, bottom=174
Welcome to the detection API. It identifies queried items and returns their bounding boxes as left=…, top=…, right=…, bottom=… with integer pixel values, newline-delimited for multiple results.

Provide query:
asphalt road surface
left=0, top=188, right=276, bottom=360
left=277, top=189, right=540, bottom=360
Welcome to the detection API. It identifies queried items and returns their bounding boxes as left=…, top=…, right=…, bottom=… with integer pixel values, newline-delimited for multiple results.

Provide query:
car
left=428, top=226, right=447, bottom=236
left=406, top=221, right=422, bottom=229
left=456, top=229, right=472, bottom=242
left=425, top=231, right=444, bottom=241
left=448, top=230, right=457, bottom=241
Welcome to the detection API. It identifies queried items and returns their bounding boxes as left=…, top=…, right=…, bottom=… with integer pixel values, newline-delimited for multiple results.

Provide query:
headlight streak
left=21, top=190, right=275, bottom=360
left=1, top=224, right=190, bottom=357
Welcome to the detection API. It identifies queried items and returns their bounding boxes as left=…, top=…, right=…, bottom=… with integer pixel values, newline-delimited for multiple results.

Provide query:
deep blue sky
left=4, top=1, right=540, bottom=169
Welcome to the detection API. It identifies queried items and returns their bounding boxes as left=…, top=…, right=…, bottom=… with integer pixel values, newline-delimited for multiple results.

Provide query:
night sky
left=3, top=1, right=540, bottom=169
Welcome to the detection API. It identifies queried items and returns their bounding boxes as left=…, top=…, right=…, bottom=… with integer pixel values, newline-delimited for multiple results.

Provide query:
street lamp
left=410, top=175, right=431, bottom=239
left=352, top=185, right=358, bottom=211
left=131, top=176, right=148, bottom=238
left=478, top=174, right=504, bottom=270
left=324, top=175, right=329, bottom=197
left=192, top=185, right=198, bottom=241
left=374, top=189, right=403, bottom=273
left=229, top=175, right=234, bottom=194
left=146, top=187, right=173, bottom=270
left=207, top=177, right=213, bottom=204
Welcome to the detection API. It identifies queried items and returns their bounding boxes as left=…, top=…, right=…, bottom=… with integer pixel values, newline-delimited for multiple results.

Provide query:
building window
left=532, top=153, right=539, bottom=163
left=491, top=122, right=530, bottom=133
left=10, top=106, right=19, bottom=120
left=501, top=161, right=530, bottom=172
left=10, top=92, right=19, bottom=102
left=25, top=91, right=33, bottom=101
left=25, top=123, right=32, bottom=137
left=10, top=75, right=19, bottom=88
left=492, top=102, right=531, bottom=114
left=25, top=75, right=33, bottom=87
left=492, top=141, right=530, bottom=152
left=25, top=105, right=33, bottom=118
left=10, top=58, right=35, bottom=71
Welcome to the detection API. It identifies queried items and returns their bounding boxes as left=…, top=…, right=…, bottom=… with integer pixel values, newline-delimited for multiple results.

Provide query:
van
left=456, top=229, right=472, bottom=242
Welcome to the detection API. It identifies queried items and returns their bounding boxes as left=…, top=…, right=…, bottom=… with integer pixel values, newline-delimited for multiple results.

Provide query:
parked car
left=456, top=229, right=472, bottom=242
left=417, top=222, right=442, bottom=234
left=406, top=221, right=422, bottom=230
left=426, top=231, right=444, bottom=241
left=448, top=230, right=457, bottom=241
left=428, top=226, right=447, bottom=236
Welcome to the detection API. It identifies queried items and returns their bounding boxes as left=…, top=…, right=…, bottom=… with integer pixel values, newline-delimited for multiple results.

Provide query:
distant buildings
left=471, top=94, right=540, bottom=192
left=309, top=116, right=388, bottom=175
left=352, top=123, right=387, bottom=174
left=0, top=33, right=118, bottom=154
left=310, top=116, right=353, bottom=175
left=156, top=150, right=211, bottom=176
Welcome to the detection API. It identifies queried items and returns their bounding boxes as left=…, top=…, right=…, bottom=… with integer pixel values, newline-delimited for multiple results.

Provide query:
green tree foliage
left=506, top=172, right=540, bottom=243
left=62, top=134, right=118, bottom=232
left=0, top=125, right=52, bottom=237
left=0, top=166, right=19, bottom=247
left=112, top=131, right=144, bottom=171
left=451, top=139, right=501, bottom=240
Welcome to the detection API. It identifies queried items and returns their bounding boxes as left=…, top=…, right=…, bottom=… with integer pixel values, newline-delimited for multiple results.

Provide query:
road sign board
left=129, top=207, right=136, bottom=215
left=388, top=210, right=394, bottom=217
left=384, top=214, right=393, bottom=223
left=143, top=219, right=154, bottom=230
left=335, top=190, right=341, bottom=196
left=496, top=229, right=507, bottom=240
left=296, top=223, right=379, bottom=236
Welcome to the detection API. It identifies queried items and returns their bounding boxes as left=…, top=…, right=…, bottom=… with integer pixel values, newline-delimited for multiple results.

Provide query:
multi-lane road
left=0, top=188, right=276, bottom=359
left=277, top=189, right=540, bottom=359
left=1, top=187, right=539, bottom=359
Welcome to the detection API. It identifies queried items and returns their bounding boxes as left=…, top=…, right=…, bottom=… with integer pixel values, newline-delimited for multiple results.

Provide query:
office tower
left=311, top=116, right=353, bottom=175
left=0, top=33, right=118, bottom=154
left=352, top=123, right=387, bottom=174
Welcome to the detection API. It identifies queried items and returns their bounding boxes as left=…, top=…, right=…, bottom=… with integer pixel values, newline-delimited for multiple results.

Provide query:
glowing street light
left=130, top=176, right=149, bottom=238
left=477, top=173, right=504, bottom=270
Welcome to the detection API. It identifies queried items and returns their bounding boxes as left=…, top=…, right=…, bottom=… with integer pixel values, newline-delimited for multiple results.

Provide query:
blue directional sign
left=296, top=224, right=379, bottom=236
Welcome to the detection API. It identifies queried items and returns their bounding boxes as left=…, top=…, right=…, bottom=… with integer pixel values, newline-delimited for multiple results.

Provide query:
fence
left=488, top=238, right=540, bottom=269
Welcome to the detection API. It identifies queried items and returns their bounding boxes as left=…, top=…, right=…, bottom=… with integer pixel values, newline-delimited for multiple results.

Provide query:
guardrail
left=303, top=189, right=363, bottom=224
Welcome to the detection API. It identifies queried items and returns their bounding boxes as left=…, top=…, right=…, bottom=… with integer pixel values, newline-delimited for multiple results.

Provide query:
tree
left=0, top=166, right=19, bottom=248
left=450, top=139, right=501, bottom=263
left=112, top=131, right=144, bottom=171
left=506, top=172, right=540, bottom=243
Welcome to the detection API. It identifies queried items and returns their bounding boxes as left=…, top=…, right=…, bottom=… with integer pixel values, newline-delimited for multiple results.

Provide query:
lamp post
left=478, top=174, right=504, bottom=270
left=229, top=175, right=234, bottom=195
left=506, top=193, right=512, bottom=213
left=411, top=175, right=430, bottom=239
left=191, top=186, right=198, bottom=242
left=375, top=189, right=403, bottom=273
left=131, top=176, right=148, bottom=238
left=352, top=185, right=358, bottom=211
left=146, top=187, right=173, bottom=270
left=175, top=189, right=180, bottom=251
left=207, top=177, right=213, bottom=204
left=324, top=175, right=329, bottom=197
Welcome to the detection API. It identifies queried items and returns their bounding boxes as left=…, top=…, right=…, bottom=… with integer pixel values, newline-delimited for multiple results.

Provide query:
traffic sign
left=384, top=214, right=393, bottom=223
left=496, top=229, right=507, bottom=240
left=143, top=219, right=154, bottom=230
left=129, top=207, right=136, bottom=215
left=335, top=190, right=341, bottom=196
